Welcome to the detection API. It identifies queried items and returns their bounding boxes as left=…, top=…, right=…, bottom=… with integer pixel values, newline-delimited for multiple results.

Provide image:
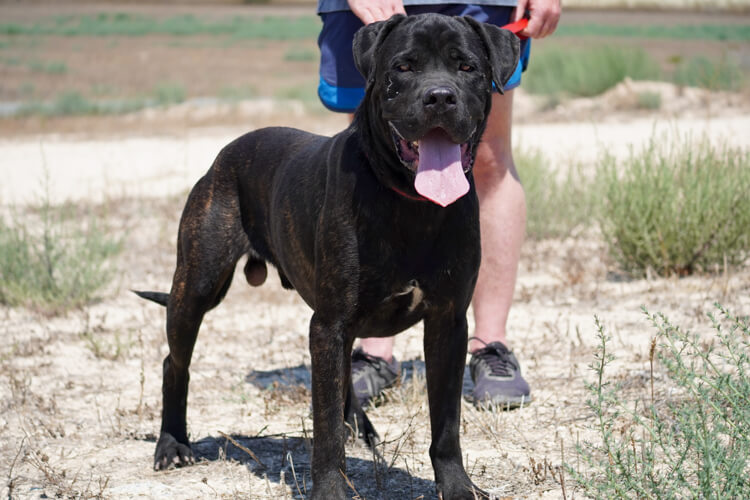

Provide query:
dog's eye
left=459, top=63, right=474, bottom=72
left=396, top=63, right=412, bottom=72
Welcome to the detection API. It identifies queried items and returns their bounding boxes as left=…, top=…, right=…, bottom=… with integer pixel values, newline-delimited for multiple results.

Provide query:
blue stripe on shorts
left=317, top=4, right=531, bottom=113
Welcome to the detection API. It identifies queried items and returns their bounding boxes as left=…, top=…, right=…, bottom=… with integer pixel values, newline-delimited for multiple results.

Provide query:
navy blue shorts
left=318, top=4, right=531, bottom=113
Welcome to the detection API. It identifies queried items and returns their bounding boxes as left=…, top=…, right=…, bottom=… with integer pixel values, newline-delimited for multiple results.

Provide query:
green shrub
left=52, top=91, right=96, bottom=115
left=570, top=306, right=750, bottom=498
left=218, top=85, right=257, bottom=102
left=275, top=85, right=324, bottom=109
left=597, top=136, right=750, bottom=277
left=16, top=85, right=186, bottom=117
left=19, top=91, right=99, bottom=116
left=152, top=82, right=185, bottom=106
left=636, top=91, right=661, bottom=110
left=0, top=187, right=122, bottom=313
left=524, top=45, right=661, bottom=97
left=28, top=60, right=68, bottom=74
left=1, top=56, right=22, bottom=66
left=672, top=55, right=745, bottom=92
left=518, top=148, right=593, bottom=239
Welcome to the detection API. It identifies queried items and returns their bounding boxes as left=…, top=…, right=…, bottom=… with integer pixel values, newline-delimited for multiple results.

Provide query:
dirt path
left=2, top=94, right=749, bottom=204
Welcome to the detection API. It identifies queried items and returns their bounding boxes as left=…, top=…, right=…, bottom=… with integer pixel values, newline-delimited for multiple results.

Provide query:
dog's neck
left=351, top=98, right=428, bottom=202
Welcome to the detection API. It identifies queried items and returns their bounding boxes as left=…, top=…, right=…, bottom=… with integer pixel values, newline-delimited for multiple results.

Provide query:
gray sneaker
left=351, top=348, right=400, bottom=407
left=469, top=340, right=531, bottom=408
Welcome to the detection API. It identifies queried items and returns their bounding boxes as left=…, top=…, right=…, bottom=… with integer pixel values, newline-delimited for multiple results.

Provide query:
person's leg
left=470, top=91, right=524, bottom=351
left=468, top=89, right=531, bottom=407
left=358, top=337, right=395, bottom=361
left=351, top=338, right=399, bottom=407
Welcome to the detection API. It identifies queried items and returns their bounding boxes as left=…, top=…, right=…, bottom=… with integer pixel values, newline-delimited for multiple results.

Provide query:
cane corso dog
left=136, top=13, right=519, bottom=499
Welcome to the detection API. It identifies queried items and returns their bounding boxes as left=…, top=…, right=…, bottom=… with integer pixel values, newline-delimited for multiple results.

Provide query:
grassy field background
left=0, top=4, right=748, bottom=131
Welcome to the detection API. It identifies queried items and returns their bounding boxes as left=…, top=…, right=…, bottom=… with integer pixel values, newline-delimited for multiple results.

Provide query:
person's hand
left=348, top=0, right=406, bottom=25
left=514, top=0, right=561, bottom=38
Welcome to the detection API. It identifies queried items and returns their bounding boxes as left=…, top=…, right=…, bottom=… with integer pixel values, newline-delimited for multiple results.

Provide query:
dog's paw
left=153, top=432, right=195, bottom=471
left=310, top=472, right=347, bottom=500
left=437, top=477, right=489, bottom=500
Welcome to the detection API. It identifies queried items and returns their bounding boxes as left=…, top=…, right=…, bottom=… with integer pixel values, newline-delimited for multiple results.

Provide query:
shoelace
left=471, top=340, right=517, bottom=377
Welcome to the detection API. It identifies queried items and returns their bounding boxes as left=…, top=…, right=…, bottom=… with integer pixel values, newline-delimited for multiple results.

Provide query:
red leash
left=501, top=17, right=529, bottom=39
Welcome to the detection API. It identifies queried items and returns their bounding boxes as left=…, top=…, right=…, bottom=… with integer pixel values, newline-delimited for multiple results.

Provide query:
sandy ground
left=1, top=2, right=750, bottom=495
left=1, top=84, right=749, bottom=499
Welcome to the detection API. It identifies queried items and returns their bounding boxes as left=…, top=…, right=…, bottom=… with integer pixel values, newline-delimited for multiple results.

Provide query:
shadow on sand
left=191, top=432, right=438, bottom=499
left=244, top=357, right=476, bottom=398
left=177, top=358, right=482, bottom=497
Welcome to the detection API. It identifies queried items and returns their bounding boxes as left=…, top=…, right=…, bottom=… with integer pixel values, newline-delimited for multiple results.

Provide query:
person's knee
left=473, top=141, right=519, bottom=189
left=472, top=92, right=519, bottom=187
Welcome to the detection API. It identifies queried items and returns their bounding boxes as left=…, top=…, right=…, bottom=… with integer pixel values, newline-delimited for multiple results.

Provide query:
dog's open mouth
left=390, top=124, right=473, bottom=207
left=391, top=124, right=473, bottom=173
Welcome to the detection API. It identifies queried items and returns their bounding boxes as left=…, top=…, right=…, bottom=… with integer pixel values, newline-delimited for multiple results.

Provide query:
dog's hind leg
left=154, top=175, right=250, bottom=471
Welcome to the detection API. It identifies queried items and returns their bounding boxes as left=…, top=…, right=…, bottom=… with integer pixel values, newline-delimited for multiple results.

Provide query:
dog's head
left=353, top=14, right=520, bottom=207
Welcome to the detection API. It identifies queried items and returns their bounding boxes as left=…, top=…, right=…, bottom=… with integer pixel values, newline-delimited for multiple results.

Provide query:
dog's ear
left=463, top=17, right=521, bottom=94
left=352, top=14, right=407, bottom=83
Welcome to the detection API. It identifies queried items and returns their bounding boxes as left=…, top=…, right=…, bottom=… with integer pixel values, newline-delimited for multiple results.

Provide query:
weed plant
left=672, top=55, right=745, bottom=92
left=597, top=135, right=750, bottom=277
left=635, top=91, right=661, bottom=110
left=17, top=85, right=185, bottom=117
left=524, top=45, right=661, bottom=98
left=518, top=148, right=593, bottom=239
left=152, top=83, right=186, bottom=106
left=28, top=60, right=67, bottom=74
left=218, top=85, right=257, bottom=102
left=570, top=306, right=750, bottom=498
left=275, top=85, right=326, bottom=113
left=0, top=179, right=122, bottom=313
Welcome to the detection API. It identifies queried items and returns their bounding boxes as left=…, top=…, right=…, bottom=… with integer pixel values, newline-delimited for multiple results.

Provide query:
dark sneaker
left=351, top=348, right=400, bottom=407
left=469, top=340, right=531, bottom=408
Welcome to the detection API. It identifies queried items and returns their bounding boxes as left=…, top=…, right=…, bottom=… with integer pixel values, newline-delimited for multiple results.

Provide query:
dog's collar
left=389, top=185, right=430, bottom=202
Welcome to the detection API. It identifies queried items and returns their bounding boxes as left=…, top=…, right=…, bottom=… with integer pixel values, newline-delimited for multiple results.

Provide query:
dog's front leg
left=424, top=312, right=487, bottom=499
left=309, top=313, right=351, bottom=499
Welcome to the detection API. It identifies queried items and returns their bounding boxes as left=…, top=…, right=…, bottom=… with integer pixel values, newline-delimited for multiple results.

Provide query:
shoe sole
left=468, top=393, right=532, bottom=410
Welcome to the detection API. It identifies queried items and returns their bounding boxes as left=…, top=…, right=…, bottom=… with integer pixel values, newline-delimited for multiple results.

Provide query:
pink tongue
left=414, top=129, right=469, bottom=207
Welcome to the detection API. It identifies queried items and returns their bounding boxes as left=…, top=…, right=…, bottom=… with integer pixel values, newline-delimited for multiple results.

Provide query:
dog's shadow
left=191, top=432, right=437, bottom=499
left=245, top=358, right=475, bottom=401
left=223, top=359, right=477, bottom=498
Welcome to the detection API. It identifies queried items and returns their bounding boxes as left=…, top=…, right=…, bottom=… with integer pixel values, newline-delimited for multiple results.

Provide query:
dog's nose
left=423, top=87, right=457, bottom=109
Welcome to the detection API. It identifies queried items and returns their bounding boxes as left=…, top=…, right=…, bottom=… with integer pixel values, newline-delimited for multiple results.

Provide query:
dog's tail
left=132, top=290, right=169, bottom=307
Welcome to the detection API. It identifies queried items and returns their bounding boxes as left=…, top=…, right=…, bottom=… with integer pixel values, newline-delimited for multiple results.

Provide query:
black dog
left=136, top=13, right=519, bottom=499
